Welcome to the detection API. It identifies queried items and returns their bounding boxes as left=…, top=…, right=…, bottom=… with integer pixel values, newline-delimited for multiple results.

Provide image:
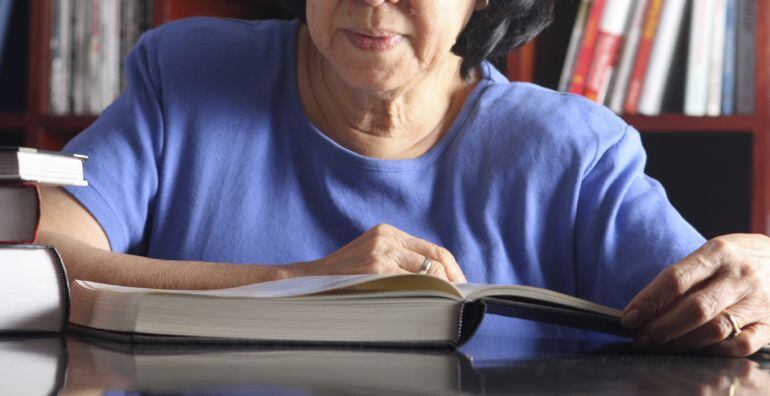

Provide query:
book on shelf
left=0, top=0, right=14, bottom=73
left=637, top=0, right=688, bottom=116
left=560, top=0, right=753, bottom=116
left=623, top=0, right=664, bottom=114
left=48, top=0, right=153, bottom=116
left=684, top=0, right=717, bottom=116
left=706, top=0, right=728, bottom=117
left=568, top=0, right=606, bottom=95
left=607, top=0, right=648, bottom=113
left=583, top=0, right=635, bottom=103
left=558, top=0, right=591, bottom=92
left=68, top=273, right=629, bottom=347
left=721, top=0, right=737, bottom=115
left=735, top=0, right=755, bottom=114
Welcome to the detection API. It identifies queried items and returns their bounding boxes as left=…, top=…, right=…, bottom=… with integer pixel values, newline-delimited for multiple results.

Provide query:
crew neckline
left=285, top=20, right=496, bottom=172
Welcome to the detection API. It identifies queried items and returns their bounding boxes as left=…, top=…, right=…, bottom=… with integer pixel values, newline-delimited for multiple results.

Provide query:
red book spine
left=568, top=0, right=607, bottom=95
left=584, top=31, right=623, bottom=102
left=0, top=182, right=41, bottom=245
left=623, top=0, right=663, bottom=114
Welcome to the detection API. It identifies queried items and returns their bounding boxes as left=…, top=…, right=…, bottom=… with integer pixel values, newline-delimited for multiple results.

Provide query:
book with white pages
left=69, top=274, right=629, bottom=348
left=0, top=147, right=87, bottom=186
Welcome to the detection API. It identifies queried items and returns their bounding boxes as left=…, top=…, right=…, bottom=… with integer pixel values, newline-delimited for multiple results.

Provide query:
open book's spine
left=455, top=300, right=488, bottom=347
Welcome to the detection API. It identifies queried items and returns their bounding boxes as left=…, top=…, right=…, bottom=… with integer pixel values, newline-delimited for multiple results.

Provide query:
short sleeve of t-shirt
left=62, top=30, right=164, bottom=254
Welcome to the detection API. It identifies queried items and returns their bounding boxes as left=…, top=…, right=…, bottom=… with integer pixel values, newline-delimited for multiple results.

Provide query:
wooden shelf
left=0, top=113, right=26, bottom=130
left=40, top=115, right=97, bottom=133
left=623, top=115, right=757, bottom=133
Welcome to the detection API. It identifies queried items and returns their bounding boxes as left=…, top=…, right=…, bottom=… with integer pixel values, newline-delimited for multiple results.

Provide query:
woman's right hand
left=290, top=224, right=467, bottom=283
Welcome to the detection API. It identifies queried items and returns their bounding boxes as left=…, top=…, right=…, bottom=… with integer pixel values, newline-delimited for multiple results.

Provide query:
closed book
left=0, top=147, right=88, bottom=186
left=735, top=0, right=755, bottom=114
left=637, top=0, right=688, bottom=116
left=722, top=0, right=737, bottom=115
left=568, top=0, right=607, bottom=95
left=558, top=0, right=592, bottom=92
left=69, top=274, right=629, bottom=348
left=584, top=0, right=635, bottom=103
left=607, top=0, right=649, bottom=113
left=49, top=0, right=72, bottom=115
left=0, top=183, right=40, bottom=244
left=0, top=0, right=13, bottom=70
left=623, top=0, right=664, bottom=114
left=706, top=0, right=728, bottom=116
left=0, top=245, right=69, bottom=334
left=684, top=0, right=717, bottom=116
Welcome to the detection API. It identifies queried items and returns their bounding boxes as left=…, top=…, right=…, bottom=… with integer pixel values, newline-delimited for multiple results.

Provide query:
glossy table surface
left=3, top=332, right=770, bottom=395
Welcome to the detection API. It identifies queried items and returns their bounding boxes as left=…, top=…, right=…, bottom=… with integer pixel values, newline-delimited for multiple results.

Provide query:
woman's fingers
left=650, top=301, right=757, bottom=353
left=380, top=224, right=467, bottom=282
left=701, top=322, right=770, bottom=357
left=622, top=240, right=730, bottom=329
left=387, top=244, right=450, bottom=280
left=632, top=276, right=751, bottom=348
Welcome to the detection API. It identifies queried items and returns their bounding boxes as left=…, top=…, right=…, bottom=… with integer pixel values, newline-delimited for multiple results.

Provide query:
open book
left=69, top=274, right=630, bottom=347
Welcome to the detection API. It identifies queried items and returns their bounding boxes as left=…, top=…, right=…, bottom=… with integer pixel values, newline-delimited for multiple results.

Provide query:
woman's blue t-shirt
left=62, top=18, right=705, bottom=338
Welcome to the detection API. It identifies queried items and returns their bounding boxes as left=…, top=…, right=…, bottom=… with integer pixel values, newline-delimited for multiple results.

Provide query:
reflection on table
left=1, top=333, right=770, bottom=395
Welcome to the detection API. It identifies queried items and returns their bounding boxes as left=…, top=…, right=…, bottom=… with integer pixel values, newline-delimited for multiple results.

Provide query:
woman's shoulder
left=472, top=68, right=633, bottom=166
left=135, top=18, right=301, bottom=75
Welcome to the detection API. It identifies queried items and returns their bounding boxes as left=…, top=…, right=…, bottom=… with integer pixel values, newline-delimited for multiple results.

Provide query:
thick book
left=69, top=274, right=629, bottom=348
left=706, top=0, right=728, bottom=116
left=0, top=183, right=40, bottom=244
left=568, top=0, right=607, bottom=95
left=583, top=0, right=635, bottom=103
left=607, top=0, right=649, bottom=113
left=558, top=0, right=592, bottom=92
left=684, top=0, right=717, bottom=116
left=0, top=245, right=69, bottom=334
left=623, top=0, right=664, bottom=114
left=637, top=0, right=688, bottom=116
left=0, top=147, right=88, bottom=186
left=735, top=0, right=755, bottom=114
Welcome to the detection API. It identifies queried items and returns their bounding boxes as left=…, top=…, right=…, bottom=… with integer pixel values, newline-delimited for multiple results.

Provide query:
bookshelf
left=2, top=0, right=767, bottom=237
left=508, top=1, right=770, bottom=237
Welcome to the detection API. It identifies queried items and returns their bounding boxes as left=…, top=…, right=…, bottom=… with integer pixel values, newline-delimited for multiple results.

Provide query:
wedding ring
left=724, top=311, right=742, bottom=339
left=418, top=257, right=432, bottom=274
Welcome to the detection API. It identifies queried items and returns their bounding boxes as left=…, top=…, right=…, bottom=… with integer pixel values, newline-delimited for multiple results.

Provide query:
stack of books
left=48, top=0, right=153, bottom=115
left=560, top=0, right=755, bottom=116
left=0, top=147, right=86, bottom=335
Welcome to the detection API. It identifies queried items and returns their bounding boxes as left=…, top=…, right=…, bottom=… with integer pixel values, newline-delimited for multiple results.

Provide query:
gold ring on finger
left=724, top=311, right=742, bottom=339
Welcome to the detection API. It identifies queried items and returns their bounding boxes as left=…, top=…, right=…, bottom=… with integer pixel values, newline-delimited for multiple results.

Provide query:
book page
left=76, top=274, right=462, bottom=300
left=456, top=284, right=621, bottom=317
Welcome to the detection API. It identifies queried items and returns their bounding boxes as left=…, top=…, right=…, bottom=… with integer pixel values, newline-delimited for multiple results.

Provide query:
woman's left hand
left=621, top=234, right=770, bottom=356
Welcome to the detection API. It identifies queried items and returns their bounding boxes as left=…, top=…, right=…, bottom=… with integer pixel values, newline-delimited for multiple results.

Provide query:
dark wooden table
left=2, top=332, right=769, bottom=395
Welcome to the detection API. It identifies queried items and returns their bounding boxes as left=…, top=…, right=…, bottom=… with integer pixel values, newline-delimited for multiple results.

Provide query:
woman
left=40, top=0, right=770, bottom=355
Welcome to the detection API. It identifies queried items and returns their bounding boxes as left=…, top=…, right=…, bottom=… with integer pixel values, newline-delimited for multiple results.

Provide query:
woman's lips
left=344, top=29, right=402, bottom=51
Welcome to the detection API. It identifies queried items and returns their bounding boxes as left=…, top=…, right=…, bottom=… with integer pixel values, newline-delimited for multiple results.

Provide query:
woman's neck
left=297, top=27, right=477, bottom=160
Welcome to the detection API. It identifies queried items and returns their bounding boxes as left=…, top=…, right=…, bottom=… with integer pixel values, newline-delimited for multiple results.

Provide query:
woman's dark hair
left=280, top=0, right=555, bottom=80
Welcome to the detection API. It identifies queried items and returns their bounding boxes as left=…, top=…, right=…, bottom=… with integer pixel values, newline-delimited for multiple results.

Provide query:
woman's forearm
left=37, top=231, right=294, bottom=290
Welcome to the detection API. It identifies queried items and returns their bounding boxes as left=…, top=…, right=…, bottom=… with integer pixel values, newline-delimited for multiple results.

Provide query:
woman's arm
left=38, top=186, right=295, bottom=289
left=38, top=187, right=466, bottom=290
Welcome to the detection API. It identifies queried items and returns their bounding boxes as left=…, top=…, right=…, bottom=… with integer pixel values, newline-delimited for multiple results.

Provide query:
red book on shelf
left=584, top=0, right=635, bottom=102
left=568, top=0, right=607, bottom=95
left=623, top=0, right=663, bottom=114
left=0, top=183, right=41, bottom=244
